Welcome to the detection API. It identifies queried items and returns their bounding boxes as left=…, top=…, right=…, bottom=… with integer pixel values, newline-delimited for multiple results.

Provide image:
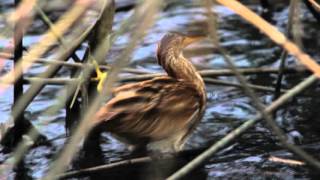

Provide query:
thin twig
left=57, top=157, right=151, bottom=179
left=204, top=78, right=287, bottom=93
left=120, top=67, right=306, bottom=82
left=274, top=51, right=289, bottom=99
left=32, top=59, right=149, bottom=74
left=3, top=53, right=307, bottom=75
left=34, top=3, right=82, bottom=62
left=274, top=0, right=299, bottom=99
left=4, top=57, right=158, bottom=74
left=21, top=76, right=288, bottom=93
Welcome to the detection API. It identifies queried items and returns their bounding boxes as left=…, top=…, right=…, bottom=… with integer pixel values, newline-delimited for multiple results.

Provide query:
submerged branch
left=57, top=157, right=151, bottom=179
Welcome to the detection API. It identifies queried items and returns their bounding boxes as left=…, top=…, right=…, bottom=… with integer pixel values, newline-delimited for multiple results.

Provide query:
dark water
left=1, top=0, right=320, bottom=179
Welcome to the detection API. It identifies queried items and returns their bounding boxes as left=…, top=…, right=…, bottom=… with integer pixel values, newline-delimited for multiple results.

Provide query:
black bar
left=13, top=0, right=25, bottom=128
left=14, top=14, right=23, bottom=102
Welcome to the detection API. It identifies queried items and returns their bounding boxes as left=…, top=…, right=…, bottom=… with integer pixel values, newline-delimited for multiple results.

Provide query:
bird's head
left=156, top=32, right=206, bottom=65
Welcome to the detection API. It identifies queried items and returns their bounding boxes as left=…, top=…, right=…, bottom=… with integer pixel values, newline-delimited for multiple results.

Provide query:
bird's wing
left=93, top=76, right=202, bottom=140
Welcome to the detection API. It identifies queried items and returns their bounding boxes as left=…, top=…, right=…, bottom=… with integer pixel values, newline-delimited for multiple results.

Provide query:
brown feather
left=94, top=33, right=207, bottom=152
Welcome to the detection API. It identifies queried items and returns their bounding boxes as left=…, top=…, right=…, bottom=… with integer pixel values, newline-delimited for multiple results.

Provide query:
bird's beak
left=183, top=35, right=206, bottom=47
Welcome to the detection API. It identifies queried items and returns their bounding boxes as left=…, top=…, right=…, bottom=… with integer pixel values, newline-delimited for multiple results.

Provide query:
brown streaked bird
left=94, top=33, right=207, bottom=153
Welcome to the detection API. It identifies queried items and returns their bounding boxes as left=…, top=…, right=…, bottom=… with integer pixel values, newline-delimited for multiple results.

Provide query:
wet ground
left=1, top=0, right=320, bottom=179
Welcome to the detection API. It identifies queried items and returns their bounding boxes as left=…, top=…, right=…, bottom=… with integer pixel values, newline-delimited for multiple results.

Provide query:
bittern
left=94, top=33, right=207, bottom=153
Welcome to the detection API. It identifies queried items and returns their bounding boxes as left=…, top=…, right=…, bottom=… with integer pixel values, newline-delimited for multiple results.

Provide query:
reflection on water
left=1, top=0, right=320, bottom=179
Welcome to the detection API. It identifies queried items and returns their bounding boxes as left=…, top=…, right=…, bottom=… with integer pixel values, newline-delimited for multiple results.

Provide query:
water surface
left=1, top=0, right=320, bottom=179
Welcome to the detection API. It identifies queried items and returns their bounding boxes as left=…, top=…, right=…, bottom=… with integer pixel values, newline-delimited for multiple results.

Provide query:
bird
left=93, top=32, right=207, bottom=154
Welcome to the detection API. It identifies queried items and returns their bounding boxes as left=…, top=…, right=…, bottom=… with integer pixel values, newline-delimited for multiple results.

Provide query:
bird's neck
left=159, top=48, right=206, bottom=96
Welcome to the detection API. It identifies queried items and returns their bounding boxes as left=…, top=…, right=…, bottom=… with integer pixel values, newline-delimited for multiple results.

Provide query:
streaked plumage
left=94, top=33, right=207, bottom=152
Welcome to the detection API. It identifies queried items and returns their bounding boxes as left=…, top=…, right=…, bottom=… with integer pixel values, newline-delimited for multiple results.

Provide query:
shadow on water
left=1, top=0, right=320, bottom=179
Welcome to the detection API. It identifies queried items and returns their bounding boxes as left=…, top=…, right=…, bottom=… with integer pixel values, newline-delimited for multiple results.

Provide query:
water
left=1, top=0, right=320, bottom=179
